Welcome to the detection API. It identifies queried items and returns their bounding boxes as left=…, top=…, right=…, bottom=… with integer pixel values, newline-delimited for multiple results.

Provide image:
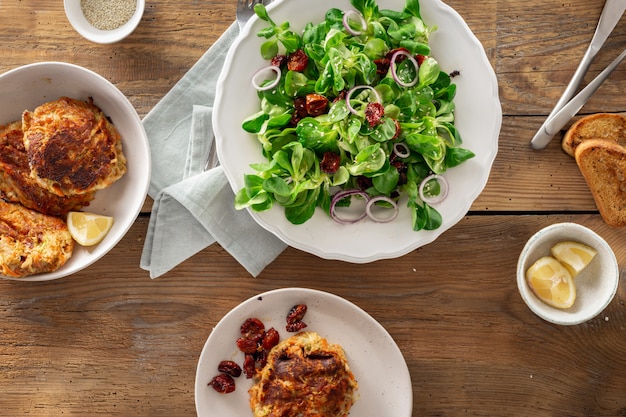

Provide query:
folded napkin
left=140, top=23, right=287, bottom=278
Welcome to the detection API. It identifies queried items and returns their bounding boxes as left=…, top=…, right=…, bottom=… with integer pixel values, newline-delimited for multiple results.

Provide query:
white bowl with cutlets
left=0, top=62, right=151, bottom=281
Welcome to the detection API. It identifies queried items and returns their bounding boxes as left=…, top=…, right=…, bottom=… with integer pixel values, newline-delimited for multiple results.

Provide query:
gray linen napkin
left=140, top=23, right=287, bottom=278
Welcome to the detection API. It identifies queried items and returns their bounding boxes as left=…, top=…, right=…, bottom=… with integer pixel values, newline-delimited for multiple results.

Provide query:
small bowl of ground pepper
left=64, top=0, right=145, bottom=44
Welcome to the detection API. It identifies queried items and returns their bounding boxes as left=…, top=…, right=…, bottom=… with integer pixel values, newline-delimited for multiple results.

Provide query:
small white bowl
left=517, top=222, right=619, bottom=325
left=64, top=0, right=145, bottom=44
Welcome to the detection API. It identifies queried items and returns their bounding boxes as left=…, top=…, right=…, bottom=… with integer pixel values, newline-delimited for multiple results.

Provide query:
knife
left=533, top=47, right=626, bottom=147
left=530, top=0, right=626, bottom=149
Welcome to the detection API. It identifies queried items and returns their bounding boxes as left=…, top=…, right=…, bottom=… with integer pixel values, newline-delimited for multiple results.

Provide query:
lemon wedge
left=550, top=241, right=597, bottom=278
left=67, top=211, right=114, bottom=246
left=526, top=256, right=576, bottom=309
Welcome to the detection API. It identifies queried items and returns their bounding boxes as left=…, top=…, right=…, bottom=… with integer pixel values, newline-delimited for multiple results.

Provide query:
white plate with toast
left=195, top=287, right=412, bottom=417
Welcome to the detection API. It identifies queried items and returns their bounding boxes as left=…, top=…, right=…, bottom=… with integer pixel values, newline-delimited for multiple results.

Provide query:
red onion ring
left=251, top=65, right=282, bottom=91
left=345, top=85, right=382, bottom=115
left=393, top=142, right=410, bottom=158
left=365, top=196, right=399, bottom=223
left=390, top=50, right=419, bottom=88
left=342, top=10, right=367, bottom=36
left=418, top=174, right=449, bottom=205
left=330, top=189, right=370, bottom=224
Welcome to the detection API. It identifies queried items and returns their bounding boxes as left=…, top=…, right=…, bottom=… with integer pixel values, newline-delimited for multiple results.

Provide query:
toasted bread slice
left=562, top=113, right=626, bottom=157
left=575, top=138, right=626, bottom=227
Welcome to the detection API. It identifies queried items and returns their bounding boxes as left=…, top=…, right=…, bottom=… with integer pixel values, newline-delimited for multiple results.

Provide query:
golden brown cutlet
left=22, top=97, right=127, bottom=197
left=249, top=331, right=358, bottom=417
left=0, top=120, right=94, bottom=217
left=0, top=199, right=74, bottom=278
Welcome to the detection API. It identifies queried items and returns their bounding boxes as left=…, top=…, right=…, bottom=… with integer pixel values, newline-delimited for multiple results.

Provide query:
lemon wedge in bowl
left=526, top=256, right=576, bottom=309
left=67, top=211, right=114, bottom=246
left=550, top=241, right=597, bottom=278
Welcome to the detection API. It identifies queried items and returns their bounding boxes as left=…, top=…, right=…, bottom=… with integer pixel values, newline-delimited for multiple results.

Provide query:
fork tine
left=237, top=0, right=272, bottom=30
left=242, top=0, right=259, bottom=10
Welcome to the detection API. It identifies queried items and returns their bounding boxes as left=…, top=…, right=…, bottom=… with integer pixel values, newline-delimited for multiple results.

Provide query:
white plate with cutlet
left=0, top=62, right=151, bottom=281
left=195, top=287, right=412, bottom=417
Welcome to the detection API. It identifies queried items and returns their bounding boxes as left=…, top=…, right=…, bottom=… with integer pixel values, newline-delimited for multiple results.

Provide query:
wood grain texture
left=1, top=0, right=626, bottom=416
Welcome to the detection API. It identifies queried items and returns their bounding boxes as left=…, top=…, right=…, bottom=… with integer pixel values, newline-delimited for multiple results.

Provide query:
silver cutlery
left=537, top=47, right=626, bottom=145
left=237, top=0, right=272, bottom=30
left=530, top=0, right=626, bottom=149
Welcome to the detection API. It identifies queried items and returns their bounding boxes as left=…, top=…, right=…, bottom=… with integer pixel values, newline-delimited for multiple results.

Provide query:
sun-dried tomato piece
left=286, top=320, right=308, bottom=332
left=236, top=337, right=258, bottom=354
left=217, top=360, right=242, bottom=378
left=391, top=160, right=408, bottom=185
left=208, top=374, right=236, bottom=393
left=320, top=152, right=341, bottom=174
left=255, top=349, right=268, bottom=369
left=365, top=102, right=385, bottom=127
left=286, top=304, right=308, bottom=332
left=293, top=96, right=308, bottom=117
left=240, top=317, right=265, bottom=343
left=305, top=93, right=329, bottom=116
left=243, top=353, right=256, bottom=379
left=356, top=176, right=373, bottom=190
left=374, top=57, right=390, bottom=75
left=287, top=49, right=308, bottom=72
left=262, top=327, right=280, bottom=350
left=271, top=54, right=288, bottom=68
left=333, top=90, right=347, bottom=103
left=286, top=304, right=307, bottom=324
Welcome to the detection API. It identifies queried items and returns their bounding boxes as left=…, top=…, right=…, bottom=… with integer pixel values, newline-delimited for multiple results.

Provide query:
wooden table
left=2, top=0, right=626, bottom=415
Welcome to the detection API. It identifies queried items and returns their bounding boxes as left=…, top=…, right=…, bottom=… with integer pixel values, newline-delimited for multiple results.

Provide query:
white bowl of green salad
left=214, top=0, right=501, bottom=262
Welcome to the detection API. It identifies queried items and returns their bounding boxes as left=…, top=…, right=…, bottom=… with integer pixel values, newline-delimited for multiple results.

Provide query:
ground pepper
left=80, top=0, right=136, bottom=31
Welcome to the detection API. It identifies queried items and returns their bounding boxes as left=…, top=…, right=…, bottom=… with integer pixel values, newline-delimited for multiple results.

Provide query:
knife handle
left=530, top=0, right=626, bottom=149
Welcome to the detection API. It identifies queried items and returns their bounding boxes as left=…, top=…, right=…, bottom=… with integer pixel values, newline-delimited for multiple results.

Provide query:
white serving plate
left=195, top=287, right=412, bottom=417
left=214, top=0, right=501, bottom=262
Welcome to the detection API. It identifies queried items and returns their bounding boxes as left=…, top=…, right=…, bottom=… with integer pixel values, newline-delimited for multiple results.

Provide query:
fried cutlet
left=22, top=97, right=127, bottom=197
left=249, top=331, right=358, bottom=417
left=0, top=199, right=74, bottom=278
left=0, top=120, right=95, bottom=217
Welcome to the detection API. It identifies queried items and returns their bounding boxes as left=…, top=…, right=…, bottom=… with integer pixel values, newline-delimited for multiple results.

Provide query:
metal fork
left=205, top=0, right=273, bottom=172
left=236, top=0, right=270, bottom=30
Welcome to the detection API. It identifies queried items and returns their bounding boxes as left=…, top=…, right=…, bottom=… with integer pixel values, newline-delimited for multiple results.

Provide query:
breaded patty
left=0, top=199, right=74, bottom=278
left=0, top=120, right=95, bottom=216
left=249, top=331, right=358, bottom=417
left=22, top=97, right=127, bottom=197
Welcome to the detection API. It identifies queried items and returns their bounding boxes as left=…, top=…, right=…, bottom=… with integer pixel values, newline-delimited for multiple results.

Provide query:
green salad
left=235, top=0, right=475, bottom=231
